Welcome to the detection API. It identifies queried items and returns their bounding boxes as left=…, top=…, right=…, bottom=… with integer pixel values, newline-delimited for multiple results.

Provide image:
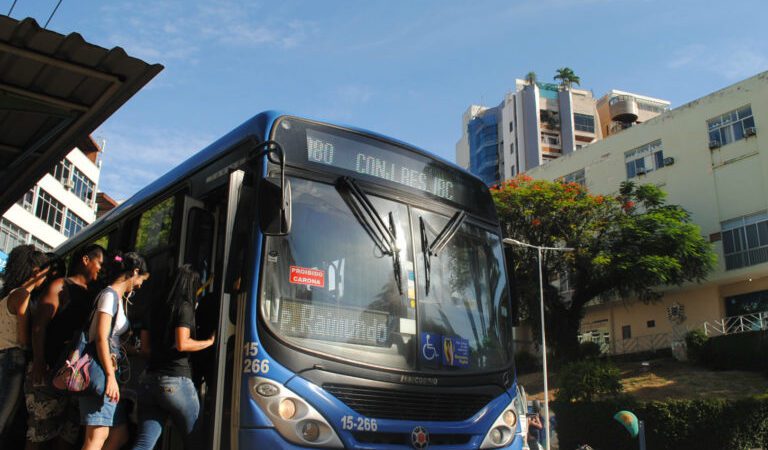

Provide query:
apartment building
left=526, top=72, right=767, bottom=354
left=456, top=78, right=668, bottom=186
left=0, top=138, right=102, bottom=270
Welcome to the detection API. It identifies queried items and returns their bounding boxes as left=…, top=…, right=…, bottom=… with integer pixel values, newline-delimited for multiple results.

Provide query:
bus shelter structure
left=0, top=15, right=163, bottom=216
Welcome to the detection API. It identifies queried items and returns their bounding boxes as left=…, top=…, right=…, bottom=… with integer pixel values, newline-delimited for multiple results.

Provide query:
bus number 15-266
left=340, top=415, right=378, bottom=432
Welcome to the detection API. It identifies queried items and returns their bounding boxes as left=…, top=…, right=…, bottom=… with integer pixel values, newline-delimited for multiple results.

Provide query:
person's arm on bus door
left=175, top=327, right=215, bottom=353
left=174, top=300, right=214, bottom=352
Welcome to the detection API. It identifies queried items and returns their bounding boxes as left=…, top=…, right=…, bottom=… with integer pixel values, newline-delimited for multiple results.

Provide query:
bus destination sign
left=278, top=298, right=390, bottom=347
left=306, top=129, right=461, bottom=202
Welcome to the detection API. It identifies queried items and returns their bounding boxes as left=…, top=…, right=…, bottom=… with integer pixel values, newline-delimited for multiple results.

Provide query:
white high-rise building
left=456, top=78, right=669, bottom=185
left=0, top=138, right=102, bottom=268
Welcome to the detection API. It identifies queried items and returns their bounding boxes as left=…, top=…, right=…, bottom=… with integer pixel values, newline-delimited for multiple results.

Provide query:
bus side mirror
left=258, top=176, right=292, bottom=235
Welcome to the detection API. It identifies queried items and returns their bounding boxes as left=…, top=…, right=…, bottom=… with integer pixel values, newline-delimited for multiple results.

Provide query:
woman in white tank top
left=79, top=251, right=148, bottom=450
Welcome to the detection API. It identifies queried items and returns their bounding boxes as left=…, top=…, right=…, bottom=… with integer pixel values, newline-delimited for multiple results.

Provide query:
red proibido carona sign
left=289, top=266, right=325, bottom=288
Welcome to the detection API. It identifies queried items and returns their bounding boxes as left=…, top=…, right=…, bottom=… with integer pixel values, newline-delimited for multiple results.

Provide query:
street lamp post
left=503, top=238, right=573, bottom=450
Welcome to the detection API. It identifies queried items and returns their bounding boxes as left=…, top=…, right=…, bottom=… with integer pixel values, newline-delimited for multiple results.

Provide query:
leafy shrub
left=684, top=329, right=708, bottom=363
left=578, top=341, right=602, bottom=359
left=515, top=350, right=540, bottom=374
left=552, top=396, right=768, bottom=450
left=556, top=359, right=623, bottom=402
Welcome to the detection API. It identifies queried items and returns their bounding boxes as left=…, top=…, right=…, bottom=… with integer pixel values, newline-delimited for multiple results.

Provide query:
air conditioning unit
left=663, top=157, right=675, bottom=166
left=62, top=179, right=74, bottom=190
left=745, top=126, right=757, bottom=137
left=709, top=140, right=721, bottom=149
left=636, top=167, right=647, bottom=175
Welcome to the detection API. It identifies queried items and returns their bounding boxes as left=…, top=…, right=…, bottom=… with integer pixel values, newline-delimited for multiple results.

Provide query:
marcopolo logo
left=411, top=426, right=429, bottom=449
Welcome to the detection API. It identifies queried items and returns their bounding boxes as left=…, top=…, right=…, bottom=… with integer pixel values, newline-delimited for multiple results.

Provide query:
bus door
left=209, top=169, right=250, bottom=450
left=171, top=170, right=247, bottom=450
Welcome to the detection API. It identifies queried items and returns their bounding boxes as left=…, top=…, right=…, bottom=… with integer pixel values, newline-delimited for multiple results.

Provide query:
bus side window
left=129, top=195, right=181, bottom=330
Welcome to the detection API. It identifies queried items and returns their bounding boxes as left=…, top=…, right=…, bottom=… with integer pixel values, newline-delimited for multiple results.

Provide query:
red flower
left=532, top=218, right=541, bottom=226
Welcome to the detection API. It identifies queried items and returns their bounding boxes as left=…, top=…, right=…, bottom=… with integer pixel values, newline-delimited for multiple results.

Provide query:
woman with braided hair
left=0, top=245, right=49, bottom=439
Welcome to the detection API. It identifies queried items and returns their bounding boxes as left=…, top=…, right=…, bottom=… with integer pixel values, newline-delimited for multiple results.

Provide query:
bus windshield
left=260, top=176, right=511, bottom=373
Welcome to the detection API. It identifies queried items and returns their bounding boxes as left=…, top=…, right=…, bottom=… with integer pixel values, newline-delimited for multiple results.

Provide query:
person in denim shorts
left=0, top=246, right=48, bottom=440
left=131, top=264, right=215, bottom=450
left=80, top=252, right=148, bottom=450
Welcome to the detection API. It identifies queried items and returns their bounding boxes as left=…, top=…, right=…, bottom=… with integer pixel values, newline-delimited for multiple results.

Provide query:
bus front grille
left=323, top=384, right=494, bottom=421
left=353, top=431, right=472, bottom=446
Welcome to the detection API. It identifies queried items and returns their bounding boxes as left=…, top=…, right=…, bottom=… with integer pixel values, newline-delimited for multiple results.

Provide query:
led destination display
left=277, top=298, right=390, bottom=347
left=306, top=129, right=463, bottom=202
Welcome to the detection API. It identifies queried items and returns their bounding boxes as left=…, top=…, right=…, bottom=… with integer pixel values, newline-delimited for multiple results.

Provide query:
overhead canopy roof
left=0, top=15, right=163, bottom=215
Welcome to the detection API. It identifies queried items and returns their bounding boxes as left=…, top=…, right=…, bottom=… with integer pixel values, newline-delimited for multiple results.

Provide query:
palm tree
left=525, top=71, right=537, bottom=86
left=554, top=67, right=581, bottom=89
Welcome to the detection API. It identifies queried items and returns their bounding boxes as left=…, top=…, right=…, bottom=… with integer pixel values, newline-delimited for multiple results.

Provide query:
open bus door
left=165, top=170, right=250, bottom=450
left=209, top=169, right=250, bottom=450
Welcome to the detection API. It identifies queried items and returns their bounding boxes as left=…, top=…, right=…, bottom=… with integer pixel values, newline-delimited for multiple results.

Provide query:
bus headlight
left=480, top=399, right=519, bottom=449
left=249, top=376, right=343, bottom=448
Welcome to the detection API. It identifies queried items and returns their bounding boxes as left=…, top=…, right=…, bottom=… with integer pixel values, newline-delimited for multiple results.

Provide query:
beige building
left=526, top=72, right=767, bottom=354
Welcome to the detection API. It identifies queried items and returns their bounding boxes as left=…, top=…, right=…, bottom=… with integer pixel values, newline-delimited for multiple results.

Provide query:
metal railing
left=701, top=311, right=768, bottom=337
left=614, top=332, right=671, bottom=355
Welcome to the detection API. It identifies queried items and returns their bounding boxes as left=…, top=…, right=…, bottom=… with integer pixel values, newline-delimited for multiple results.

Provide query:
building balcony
left=609, top=95, right=639, bottom=123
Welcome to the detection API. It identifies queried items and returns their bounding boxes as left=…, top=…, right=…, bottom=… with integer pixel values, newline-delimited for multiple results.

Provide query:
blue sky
left=6, top=0, right=768, bottom=199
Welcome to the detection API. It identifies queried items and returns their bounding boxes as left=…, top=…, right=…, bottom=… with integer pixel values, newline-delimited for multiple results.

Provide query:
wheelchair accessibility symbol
left=421, top=333, right=438, bottom=361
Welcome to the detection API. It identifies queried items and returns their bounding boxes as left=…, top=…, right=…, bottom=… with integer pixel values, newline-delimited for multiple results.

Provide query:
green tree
left=525, top=71, right=537, bottom=86
left=554, top=67, right=581, bottom=89
left=492, top=176, right=715, bottom=360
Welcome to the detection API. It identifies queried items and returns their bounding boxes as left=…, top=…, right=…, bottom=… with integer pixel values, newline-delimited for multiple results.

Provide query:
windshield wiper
left=420, top=211, right=467, bottom=295
left=337, top=177, right=403, bottom=295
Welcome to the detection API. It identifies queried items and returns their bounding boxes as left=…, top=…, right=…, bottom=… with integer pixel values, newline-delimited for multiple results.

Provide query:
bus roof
left=59, top=111, right=485, bottom=253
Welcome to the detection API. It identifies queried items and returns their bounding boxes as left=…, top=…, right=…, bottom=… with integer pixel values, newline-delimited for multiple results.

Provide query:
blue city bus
left=59, top=112, right=527, bottom=449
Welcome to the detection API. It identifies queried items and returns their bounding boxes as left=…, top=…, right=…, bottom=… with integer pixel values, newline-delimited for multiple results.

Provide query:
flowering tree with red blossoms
left=491, top=176, right=715, bottom=360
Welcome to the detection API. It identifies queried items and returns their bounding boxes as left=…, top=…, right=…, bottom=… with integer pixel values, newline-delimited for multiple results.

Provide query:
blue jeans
left=0, top=347, right=26, bottom=436
left=131, top=374, right=201, bottom=450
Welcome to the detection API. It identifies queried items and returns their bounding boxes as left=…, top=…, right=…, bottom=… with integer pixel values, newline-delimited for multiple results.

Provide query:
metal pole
left=538, top=247, right=551, bottom=450
left=638, top=420, right=646, bottom=450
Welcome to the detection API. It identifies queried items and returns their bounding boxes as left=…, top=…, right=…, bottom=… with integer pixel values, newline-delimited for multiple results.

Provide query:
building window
left=540, top=132, right=560, bottom=147
left=539, top=110, right=560, bottom=130
left=708, top=105, right=755, bottom=147
left=725, top=290, right=768, bottom=317
left=721, top=212, right=768, bottom=270
left=510, top=143, right=514, bottom=155
left=16, top=189, right=35, bottom=212
left=561, top=169, right=586, bottom=186
left=509, top=121, right=514, bottom=132
left=71, top=168, right=96, bottom=204
left=646, top=320, right=656, bottom=328
left=35, top=189, right=64, bottom=231
left=30, top=237, right=52, bottom=252
left=0, top=218, right=29, bottom=254
left=49, top=159, right=73, bottom=185
left=621, top=325, right=632, bottom=340
left=64, top=210, right=87, bottom=238
left=625, top=140, right=664, bottom=178
left=637, top=101, right=667, bottom=113
left=574, top=113, right=595, bottom=133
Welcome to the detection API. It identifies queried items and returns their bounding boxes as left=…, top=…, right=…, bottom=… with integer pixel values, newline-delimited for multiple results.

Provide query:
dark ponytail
left=167, top=264, right=201, bottom=314
left=103, top=251, right=148, bottom=285
left=0, top=245, right=48, bottom=297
